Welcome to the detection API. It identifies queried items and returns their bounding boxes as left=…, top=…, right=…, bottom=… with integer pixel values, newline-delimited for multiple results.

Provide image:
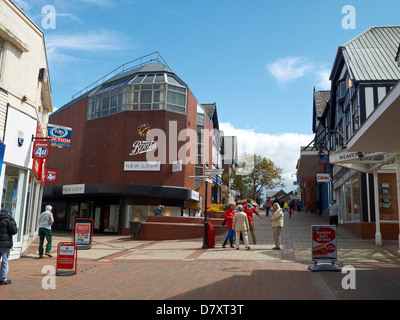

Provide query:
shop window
left=342, top=175, right=360, bottom=222
left=2, top=166, right=28, bottom=243
left=365, top=87, right=374, bottom=118
left=378, top=174, right=399, bottom=221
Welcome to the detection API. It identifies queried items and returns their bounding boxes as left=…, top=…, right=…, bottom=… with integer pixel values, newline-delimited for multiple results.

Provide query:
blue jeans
left=224, top=228, right=235, bottom=242
left=0, top=248, right=10, bottom=282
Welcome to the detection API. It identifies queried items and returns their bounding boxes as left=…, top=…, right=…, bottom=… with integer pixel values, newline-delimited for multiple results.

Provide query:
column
left=373, top=172, right=382, bottom=246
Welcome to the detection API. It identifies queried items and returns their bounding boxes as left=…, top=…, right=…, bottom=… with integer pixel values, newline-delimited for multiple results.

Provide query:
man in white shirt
left=329, top=200, right=340, bottom=226
left=38, top=205, right=54, bottom=258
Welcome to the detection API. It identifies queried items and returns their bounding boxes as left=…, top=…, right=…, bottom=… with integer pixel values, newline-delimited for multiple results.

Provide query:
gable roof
left=202, top=103, right=219, bottom=129
left=331, top=26, right=400, bottom=82
left=312, top=89, right=330, bottom=133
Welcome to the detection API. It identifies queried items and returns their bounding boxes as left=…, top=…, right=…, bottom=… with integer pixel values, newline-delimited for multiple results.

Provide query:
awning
left=329, top=150, right=396, bottom=173
left=347, top=81, right=400, bottom=153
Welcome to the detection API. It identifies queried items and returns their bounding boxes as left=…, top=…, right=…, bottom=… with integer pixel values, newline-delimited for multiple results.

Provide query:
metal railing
left=71, top=52, right=170, bottom=100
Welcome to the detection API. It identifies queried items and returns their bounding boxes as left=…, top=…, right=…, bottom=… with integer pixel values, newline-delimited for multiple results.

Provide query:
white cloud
left=45, top=30, right=125, bottom=52
left=82, top=0, right=114, bottom=6
left=267, top=57, right=312, bottom=84
left=315, top=68, right=331, bottom=90
left=219, top=122, right=314, bottom=192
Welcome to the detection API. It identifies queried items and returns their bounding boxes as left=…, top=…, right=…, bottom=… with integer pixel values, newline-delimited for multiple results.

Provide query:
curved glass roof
left=89, top=63, right=187, bottom=97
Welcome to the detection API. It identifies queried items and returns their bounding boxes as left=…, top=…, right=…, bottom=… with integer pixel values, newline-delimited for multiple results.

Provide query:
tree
left=224, top=154, right=283, bottom=200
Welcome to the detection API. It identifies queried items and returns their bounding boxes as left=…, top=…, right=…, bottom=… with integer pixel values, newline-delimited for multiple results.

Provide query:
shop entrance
left=94, top=205, right=120, bottom=233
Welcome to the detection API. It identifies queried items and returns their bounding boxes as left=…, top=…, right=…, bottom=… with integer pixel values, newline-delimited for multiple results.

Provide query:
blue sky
left=15, top=0, right=400, bottom=191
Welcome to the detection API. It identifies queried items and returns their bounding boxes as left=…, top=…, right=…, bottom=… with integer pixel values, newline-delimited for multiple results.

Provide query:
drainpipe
left=373, top=171, right=382, bottom=245
left=395, top=155, right=400, bottom=254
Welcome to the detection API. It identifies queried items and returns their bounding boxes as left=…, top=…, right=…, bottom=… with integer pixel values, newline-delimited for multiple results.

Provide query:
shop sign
left=63, top=184, right=85, bottom=195
left=316, top=173, right=331, bottom=182
left=129, top=140, right=157, bottom=156
left=329, top=151, right=385, bottom=163
left=319, top=158, right=329, bottom=165
left=172, top=160, right=182, bottom=172
left=45, top=169, right=57, bottom=182
left=311, top=225, right=337, bottom=261
left=32, top=140, right=51, bottom=159
left=124, top=161, right=161, bottom=171
left=47, top=124, right=72, bottom=147
left=56, top=242, right=78, bottom=276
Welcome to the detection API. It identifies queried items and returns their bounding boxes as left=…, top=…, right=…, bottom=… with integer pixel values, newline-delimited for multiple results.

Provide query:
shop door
left=96, top=205, right=119, bottom=233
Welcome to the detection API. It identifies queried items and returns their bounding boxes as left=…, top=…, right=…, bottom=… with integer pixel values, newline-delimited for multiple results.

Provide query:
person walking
left=222, top=202, right=236, bottom=248
left=329, top=200, right=340, bottom=226
left=0, top=209, right=18, bottom=285
left=244, top=200, right=262, bottom=245
left=296, top=199, right=302, bottom=213
left=289, top=199, right=295, bottom=219
left=264, top=199, right=271, bottom=217
left=232, top=205, right=250, bottom=250
left=38, top=205, right=54, bottom=258
left=270, top=202, right=284, bottom=250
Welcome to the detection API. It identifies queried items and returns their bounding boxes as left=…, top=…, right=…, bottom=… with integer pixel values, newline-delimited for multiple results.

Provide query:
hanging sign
left=311, top=225, right=337, bottom=261
left=316, top=173, right=331, bottom=182
left=45, top=169, right=58, bottom=182
left=47, top=124, right=72, bottom=147
left=32, top=140, right=51, bottom=159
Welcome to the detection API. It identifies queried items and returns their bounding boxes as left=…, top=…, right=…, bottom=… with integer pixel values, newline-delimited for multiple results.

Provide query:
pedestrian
left=289, top=199, right=295, bottom=218
left=270, top=202, right=284, bottom=250
left=232, top=205, right=250, bottom=250
left=38, top=205, right=54, bottom=258
left=329, top=200, right=340, bottom=226
left=195, top=207, right=203, bottom=217
left=296, top=199, right=302, bottom=213
left=244, top=199, right=262, bottom=245
left=154, top=205, right=164, bottom=216
left=222, top=202, right=236, bottom=248
left=0, top=209, right=18, bottom=285
left=264, top=199, right=271, bottom=216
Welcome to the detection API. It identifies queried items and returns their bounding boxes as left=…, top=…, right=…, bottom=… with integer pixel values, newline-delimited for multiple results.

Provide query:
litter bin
left=206, top=222, right=216, bottom=248
left=130, top=221, right=142, bottom=240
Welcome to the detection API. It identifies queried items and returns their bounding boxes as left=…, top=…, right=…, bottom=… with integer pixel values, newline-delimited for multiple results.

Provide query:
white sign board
left=124, top=161, right=161, bottom=171
left=172, top=160, right=182, bottom=172
left=316, top=173, right=331, bottom=182
left=63, top=184, right=85, bottom=195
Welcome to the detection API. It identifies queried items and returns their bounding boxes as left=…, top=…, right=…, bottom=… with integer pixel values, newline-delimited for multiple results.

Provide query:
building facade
left=43, top=56, right=224, bottom=234
left=298, top=26, right=400, bottom=240
left=0, top=0, right=53, bottom=258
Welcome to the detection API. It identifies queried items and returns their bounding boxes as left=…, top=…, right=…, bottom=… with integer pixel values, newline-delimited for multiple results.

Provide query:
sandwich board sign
left=72, top=218, right=94, bottom=250
left=56, top=242, right=78, bottom=276
left=308, top=225, right=341, bottom=272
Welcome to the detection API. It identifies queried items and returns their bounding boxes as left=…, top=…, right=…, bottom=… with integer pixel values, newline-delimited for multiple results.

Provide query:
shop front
left=43, top=183, right=200, bottom=234
left=0, top=108, right=45, bottom=259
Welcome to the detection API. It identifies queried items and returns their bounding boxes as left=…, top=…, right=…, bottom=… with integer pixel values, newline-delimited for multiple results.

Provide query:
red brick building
left=44, top=58, right=217, bottom=234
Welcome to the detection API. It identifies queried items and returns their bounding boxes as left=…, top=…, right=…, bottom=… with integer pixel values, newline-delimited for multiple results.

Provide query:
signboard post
left=72, top=218, right=94, bottom=250
left=308, top=225, right=341, bottom=272
left=56, top=242, right=78, bottom=276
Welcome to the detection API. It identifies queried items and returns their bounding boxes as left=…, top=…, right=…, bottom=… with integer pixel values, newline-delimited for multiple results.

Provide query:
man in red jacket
left=244, top=200, right=262, bottom=245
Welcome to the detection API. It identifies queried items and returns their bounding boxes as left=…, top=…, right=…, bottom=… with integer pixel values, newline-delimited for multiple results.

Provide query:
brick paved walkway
left=1, top=210, right=400, bottom=301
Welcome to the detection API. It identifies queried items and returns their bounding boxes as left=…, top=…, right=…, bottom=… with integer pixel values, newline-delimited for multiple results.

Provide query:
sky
left=14, top=0, right=400, bottom=193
